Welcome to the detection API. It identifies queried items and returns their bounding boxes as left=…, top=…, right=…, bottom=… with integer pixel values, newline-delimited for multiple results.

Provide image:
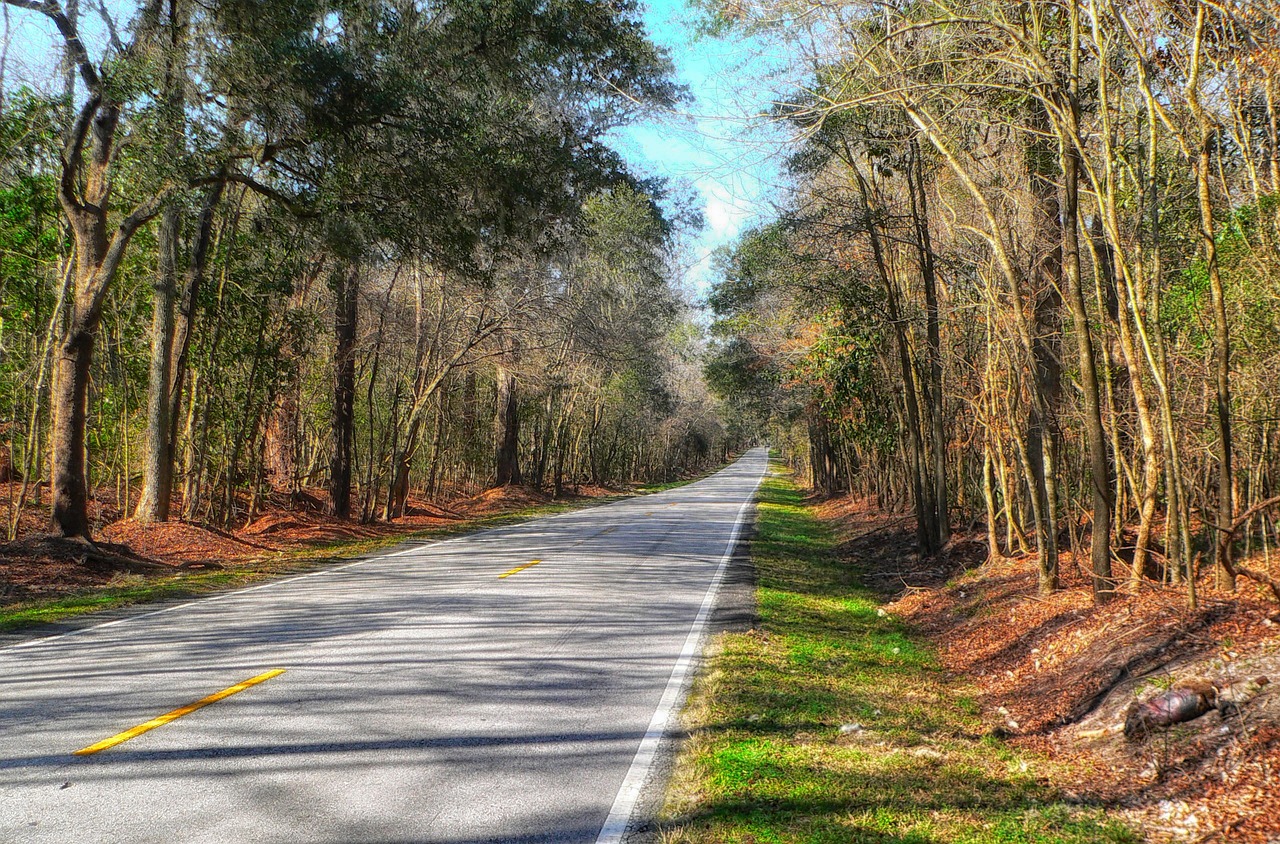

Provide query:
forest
left=3, top=1, right=1278, bottom=838
left=0, top=0, right=734, bottom=551
left=1, top=0, right=1276, bottom=609
left=706, top=0, right=1280, bottom=606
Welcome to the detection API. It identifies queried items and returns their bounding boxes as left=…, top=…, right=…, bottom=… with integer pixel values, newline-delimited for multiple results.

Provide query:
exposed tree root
left=19, top=535, right=172, bottom=575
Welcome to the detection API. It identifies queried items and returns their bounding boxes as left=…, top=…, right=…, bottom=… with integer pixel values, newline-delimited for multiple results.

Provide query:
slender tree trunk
left=494, top=361, right=521, bottom=486
left=587, top=402, right=603, bottom=485
left=983, top=439, right=1002, bottom=561
left=361, top=341, right=383, bottom=523
left=135, top=205, right=180, bottom=522
left=1026, top=124, right=1064, bottom=594
left=134, top=0, right=191, bottom=521
left=1060, top=116, right=1114, bottom=599
left=423, top=390, right=446, bottom=499
left=850, top=162, right=936, bottom=554
left=1181, top=5, right=1234, bottom=590
left=552, top=391, right=576, bottom=498
left=910, top=139, right=949, bottom=548
left=328, top=264, right=358, bottom=518
left=1204, top=151, right=1235, bottom=591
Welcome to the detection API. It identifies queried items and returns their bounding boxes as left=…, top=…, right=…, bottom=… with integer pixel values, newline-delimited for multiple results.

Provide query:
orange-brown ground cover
left=814, top=494, right=1280, bottom=844
left=0, top=482, right=620, bottom=605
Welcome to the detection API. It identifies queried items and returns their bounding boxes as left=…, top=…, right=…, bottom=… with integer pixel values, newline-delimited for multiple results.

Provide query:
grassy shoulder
left=0, top=495, right=618, bottom=635
left=657, top=467, right=1138, bottom=844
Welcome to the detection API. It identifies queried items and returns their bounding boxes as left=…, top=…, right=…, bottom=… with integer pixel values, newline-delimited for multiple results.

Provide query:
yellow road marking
left=74, top=669, right=285, bottom=756
left=498, top=559, right=541, bottom=579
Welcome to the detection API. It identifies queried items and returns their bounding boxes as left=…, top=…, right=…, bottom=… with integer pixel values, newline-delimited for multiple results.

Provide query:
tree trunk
left=850, top=161, right=936, bottom=554
left=1182, top=5, right=1235, bottom=590
left=1205, top=144, right=1235, bottom=591
left=328, top=264, right=358, bottom=518
left=134, top=0, right=187, bottom=520
left=532, top=389, right=555, bottom=489
left=387, top=410, right=423, bottom=518
left=1026, top=113, right=1064, bottom=595
left=264, top=378, right=300, bottom=495
left=423, top=390, right=446, bottom=499
left=808, top=412, right=840, bottom=496
left=983, top=440, right=1002, bottom=561
left=1061, top=131, right=1114, bottom=600
left=135, top=205, right=180, bottom=522
left=910, top=139, right=949, bottom=548
left=494, top=363, right=521, bottom=486
left=49, top=318, right=95, bottom=537
left=552, top=391, right=576, bottom=498
left=50, top=207, right=162, bottom=535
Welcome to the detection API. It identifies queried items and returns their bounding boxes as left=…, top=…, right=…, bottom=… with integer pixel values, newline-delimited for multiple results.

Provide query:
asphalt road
left=0, top=448, right=768, bottom=844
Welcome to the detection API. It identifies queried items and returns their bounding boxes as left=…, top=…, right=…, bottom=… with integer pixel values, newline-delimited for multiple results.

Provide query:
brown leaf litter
left=812, top=493, right=1280, bottom=844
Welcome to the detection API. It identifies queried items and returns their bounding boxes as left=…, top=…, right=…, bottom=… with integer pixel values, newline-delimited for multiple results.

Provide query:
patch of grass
left=0, top=494, right=627, bottom=635
left=659, top=466, right=1138, bottom=844
left=0, top=571, right=243, bottom=631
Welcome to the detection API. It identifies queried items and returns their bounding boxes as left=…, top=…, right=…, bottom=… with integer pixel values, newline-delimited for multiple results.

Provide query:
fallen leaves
left=818, top=494, right=1280, bottom=844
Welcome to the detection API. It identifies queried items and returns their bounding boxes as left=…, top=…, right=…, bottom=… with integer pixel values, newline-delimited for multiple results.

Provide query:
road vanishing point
left=0, top=448, right=768, bottom=843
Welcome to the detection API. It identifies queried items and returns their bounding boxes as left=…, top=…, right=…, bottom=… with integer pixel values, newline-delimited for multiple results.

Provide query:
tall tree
left=3, top=0, right=170, bottom=537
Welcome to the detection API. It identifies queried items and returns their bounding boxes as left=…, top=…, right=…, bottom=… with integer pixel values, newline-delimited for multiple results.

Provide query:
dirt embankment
left=814, top=495, right=1280, bottom=844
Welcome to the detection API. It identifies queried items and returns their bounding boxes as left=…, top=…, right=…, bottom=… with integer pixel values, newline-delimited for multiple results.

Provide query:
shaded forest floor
left=0, top=480, right=627, bottom=634
left=816, top=497, right=1280, bottom=843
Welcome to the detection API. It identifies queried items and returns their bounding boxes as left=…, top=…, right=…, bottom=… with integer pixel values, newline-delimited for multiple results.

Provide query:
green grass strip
left=658, top=467, right=1138, bottom=844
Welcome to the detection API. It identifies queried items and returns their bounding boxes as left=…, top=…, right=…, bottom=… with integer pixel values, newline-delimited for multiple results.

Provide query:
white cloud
left=703, top=183, right=751, bottom=240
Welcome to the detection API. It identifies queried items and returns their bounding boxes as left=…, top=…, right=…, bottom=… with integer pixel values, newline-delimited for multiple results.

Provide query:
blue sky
left=611, top=0, right=791, bottom=298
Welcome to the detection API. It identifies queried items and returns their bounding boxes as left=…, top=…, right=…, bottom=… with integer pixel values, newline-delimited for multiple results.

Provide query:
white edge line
left=3, top=459, right=750, bottom=652
left=595, top=450, right=768, bottom=844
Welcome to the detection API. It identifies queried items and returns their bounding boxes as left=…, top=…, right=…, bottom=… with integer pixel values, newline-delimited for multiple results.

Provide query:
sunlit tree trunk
left=1057, top=37, right=1114, bottom=599
left=136, top=206, right=180, bottom=521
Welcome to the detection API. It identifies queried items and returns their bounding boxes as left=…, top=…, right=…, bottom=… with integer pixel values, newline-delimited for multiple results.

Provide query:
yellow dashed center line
left=498, top=559, right=541, bottom=579
left=74, top=669, right=285, bottom=756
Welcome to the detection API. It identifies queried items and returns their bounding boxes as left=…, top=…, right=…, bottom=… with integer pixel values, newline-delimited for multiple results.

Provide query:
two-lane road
left=0, top=448, right=768, bottom=843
